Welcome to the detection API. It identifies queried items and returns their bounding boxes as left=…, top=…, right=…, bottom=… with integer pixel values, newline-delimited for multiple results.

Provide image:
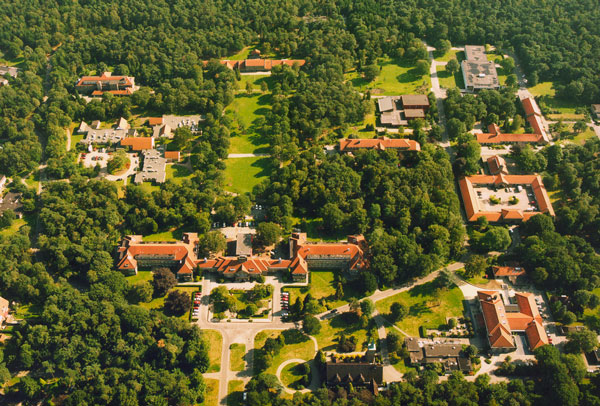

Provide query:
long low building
left=459, top=174, right=555, bottom=223
left=206, top=58, right=305, bottom=72
left=76, top=72, right=136, bottom=96
left=478, top=290, right=548, bottom=352
left=339, top=137, right=420, bottom=152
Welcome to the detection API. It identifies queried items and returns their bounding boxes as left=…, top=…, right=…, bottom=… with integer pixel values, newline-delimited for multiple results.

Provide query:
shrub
left=164, top=290, right=191, bottom=315
left=152, top=267, right=177, bottom=297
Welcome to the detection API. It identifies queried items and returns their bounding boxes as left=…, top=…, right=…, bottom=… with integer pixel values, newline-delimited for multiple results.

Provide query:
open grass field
left=142, top=228, right=186, bottom=241
left=226, top=94, right=271, bottom=154
left=166, top=164, right=193, bottom=184
left=138, top=181, right=160, bottom=194
left=313, top=313, right=369, bottom=351
left=205, top=329, right=223, bottom=373
left=375, top=281, right=465, bottom=336
left=203, top=378, right=220, bottom=406
left=227, top=380, right=245, bottom=406
left=346, top=57, right=430, bottom=96
left=229, top=343, right=246, bottom=372
left=223, top=157, right=273, bottom=195
left=238, top=75, right=274, bottom=93
left=529, top=82, right=586, bottom=120
left=283, top=271, right=362, bottom=312
left=0, top=213, right=34, bottom=238
left=228, top=47, right=252, bottom=60
left=436, top=65, right=465, bottom=89
left=572, top=128, right=596, bottom=145
left=126, top=270, right=153, bottom=284
left=254, top=330, right=315, bottom=376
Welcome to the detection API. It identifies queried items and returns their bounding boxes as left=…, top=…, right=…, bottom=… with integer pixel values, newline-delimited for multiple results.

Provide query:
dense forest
left=2, top=0, right=600, bottom=404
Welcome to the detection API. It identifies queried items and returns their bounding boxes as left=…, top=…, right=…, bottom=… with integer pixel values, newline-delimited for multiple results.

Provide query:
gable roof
left=487, top=155, right=508, bottom=175
left=492, top=266, right=525, bottom=277
left=326, top=362, right=383, bottom=385
left=339, top=137, right=421, bottom=152
left=147, top=117, right=164, bottom=126
left=164, top=150, right=180, bottom=161
left=120, top=137, right=154, bottom=151
left=522, top=97, right=542, bottom=117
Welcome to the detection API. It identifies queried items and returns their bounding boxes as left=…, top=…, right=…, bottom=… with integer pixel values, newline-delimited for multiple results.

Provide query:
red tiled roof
left=522, top=97, right=542, bottom=117
left=77, top=73, right=134, bottom=88
left=117, top=241, right=196, bottom=277
left=120, top=137, right=154, bottom=151
left=459, top=174, right=554, bottom=222
left=164, top=151, right=180, bottom=161
left=148, top=117, right=164, bottom=126
left=478, top=290, right=548, bottom=350
left=339, top=137, right=420, bottom=152
left=487, top=155, right=508, bottom=175
left=492, top=266, right=525, bottom=277
left=476, top=132, right=543, bottom=144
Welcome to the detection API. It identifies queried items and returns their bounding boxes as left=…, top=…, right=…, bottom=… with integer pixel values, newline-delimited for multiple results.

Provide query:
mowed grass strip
left=205, top=329, right=223, bottom=373
left=229, top=343, right=246, bottom=372
left=375, top=280, right=465, bottom=336
left=226, top=93, right=271, bottom=154
left=202, top=378, right=220, bottom=406
left=223, top=157, right=273, bottom=195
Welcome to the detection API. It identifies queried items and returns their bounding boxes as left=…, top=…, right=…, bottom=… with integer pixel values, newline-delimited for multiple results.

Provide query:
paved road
left=66, top=128, right=72, bottom=152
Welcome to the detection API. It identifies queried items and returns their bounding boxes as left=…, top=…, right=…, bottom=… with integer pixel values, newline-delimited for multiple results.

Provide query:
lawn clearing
left=223, top=157, right=273, bottom=195
left=238, top=75, right=273, bottom=93
left=138, top=286, right=198, bottom=320
left=455, top=268, right=495, bottom=288
left=313, top=313, right=369, bottom=351
left=138, top=182, right=160, bottom=194
left=166, top=164, right=193, bottom=184
left=283, top=270, right=362, bottom=312
left=227, top=380, right=245, bottom=406
left=375, top=280, right=465, bottom=336
left=228, top=47, right=252, bottom=60
left=529, top=81, right=586, bottom=120
left=346, top=57, right=431, bottom=96
left=205, top=329, right=223, bottom=373
left=0, top=213, right=34, bottom=238
left=254, top=330, right=315, bottom=376
left=572, top=128, right=596, bottom=145
left=202, top=378, right=219, bottom=406
left=126, top=270, right=153, bottom=284
left=229, top=343, right=246, bottom=372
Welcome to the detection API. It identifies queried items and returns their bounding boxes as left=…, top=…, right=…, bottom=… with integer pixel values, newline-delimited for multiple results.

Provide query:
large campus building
left=197, top=233, right=367, bottom=282
left=377, top=94, right=429, bottom=127
left=116, top=232, right=367, bottom=283
left=478, top=290, right=548, bottom=352
left=461, top=45, right=499, bottom=91
left=476, top=97, right=549, bottom=145
left=459, top=174, right=555, bottom=223
left=75, top=72, right=137, bottom=96
left=206, top=50, right=305, bottom=72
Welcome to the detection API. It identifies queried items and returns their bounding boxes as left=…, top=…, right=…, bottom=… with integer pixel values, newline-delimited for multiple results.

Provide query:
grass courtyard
left=436, top=65, right=465, bottom=89
left=283, top=270, right=362, bottom=311
left=346, top=57, right=431, bottom=95
left=205, top=329, right=223, bottom=373
left=223, top=157, right=273, bottom=195
left=254, top=330, right=315, bottom=376
left=434, top=49, right=464, bottom=63
left=229, top=343, right=246, bottom=372
left=375, top=280, right=465, bottom=336
left=165, top=164, right=193, bottom=184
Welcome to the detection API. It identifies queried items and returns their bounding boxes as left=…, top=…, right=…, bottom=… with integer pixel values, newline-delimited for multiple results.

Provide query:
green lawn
left=23, top=171, right=39, bottom=190
left=137, top=286, right=198, bottom=320
left=142, top=229, right=180, bottom=242
left=280, top=362, right=304, bottom=388
left=375, top=280, right=465, bottom=336
left=434, top=49, right=464, bottom=63
left=202, top=378, right=220, bottom=406
left=0, top=213, right=35, bottom=238
left=226, top=94, right=271, bottom=154
left=138, top=182, right=160, bottom=194
left=454, top=268, right=495, bottom=287
left=205, top=329, right=223, bottom=373
left=126, top=270, right=153, bottom=284
left=294, top=217, right=349, bottom=242
left=166, top=164, right=193, bottom=184
left=223, top=157, right=273, bottom=195
left=254, top=330, right=315, bottom=376
left=436, top=65, right=464, bottom=89
left=283, top=271, right=361, bottom=312
left=71, top=133, right=84, bottom=146
left=346, top=57, right=431, bottom=95
left=529, top=82, right=586, bottom=120
left=238, top=75, right=274, bottom=93
left=227, top=380, right=245, bottom=406
left=228, top=47, right=252, bottom=60
left=572, top=128, right=596, bottom=145
left=229, top=343, right=246, bottom=372
left=313, top=313, right=369, bottom=351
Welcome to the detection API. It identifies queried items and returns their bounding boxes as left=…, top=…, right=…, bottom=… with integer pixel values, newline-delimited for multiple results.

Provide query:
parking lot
left=81, top=151, right=110, bottom=168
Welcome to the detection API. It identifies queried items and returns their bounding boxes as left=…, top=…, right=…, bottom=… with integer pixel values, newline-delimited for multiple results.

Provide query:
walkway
left=275, top=335, right=319, bottom=394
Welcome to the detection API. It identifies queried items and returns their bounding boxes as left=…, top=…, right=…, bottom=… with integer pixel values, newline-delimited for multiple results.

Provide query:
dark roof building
left=405, top=337, right=473, bottom=374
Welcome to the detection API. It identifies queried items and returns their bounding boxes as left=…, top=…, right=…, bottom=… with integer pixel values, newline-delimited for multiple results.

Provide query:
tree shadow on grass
left=257, top=94, right=273, bottom=106
left=407, top=280, right=438, bottom=298
left=250, top=157, right=274, bottom=178
left=409, top=302, right=433, bottom=317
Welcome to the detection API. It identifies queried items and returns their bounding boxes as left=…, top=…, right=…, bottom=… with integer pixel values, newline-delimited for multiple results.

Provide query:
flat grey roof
left=465, top=45, right=486, bottom=62
left=461, top=60, right=499, bottom=89
left=401, top=94, right=429, bottom=107
left=377, top=97, right=396, bottom=112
